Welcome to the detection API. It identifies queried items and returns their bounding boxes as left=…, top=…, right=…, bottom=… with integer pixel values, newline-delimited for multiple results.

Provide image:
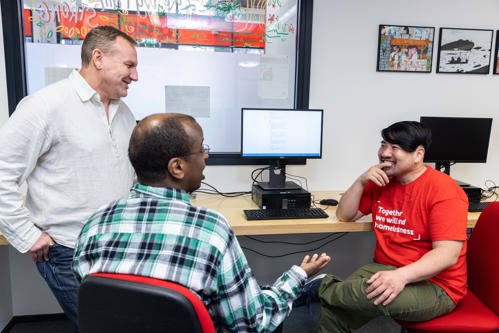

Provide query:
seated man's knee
left=319, top=274, right=368, bottom=308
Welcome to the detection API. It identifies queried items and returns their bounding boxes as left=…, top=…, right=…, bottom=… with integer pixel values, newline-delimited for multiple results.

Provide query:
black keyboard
left=244, top=208, right=329, bottom=220
left=468, top=201, right=491, bottom=212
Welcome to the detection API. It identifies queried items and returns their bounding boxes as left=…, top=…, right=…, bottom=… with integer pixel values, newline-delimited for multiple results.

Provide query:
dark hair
left=381, top=121, right=432, bottom=152
left=81, top=26, right=137, bottom=66
left=128, top=114, right=196, bottom=183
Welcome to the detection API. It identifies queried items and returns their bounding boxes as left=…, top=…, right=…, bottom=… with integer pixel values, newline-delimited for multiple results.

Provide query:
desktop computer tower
left=251, top=184, right=311, bottom=209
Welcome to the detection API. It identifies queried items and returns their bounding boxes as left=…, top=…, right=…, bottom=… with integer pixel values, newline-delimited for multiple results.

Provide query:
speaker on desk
left=460, top=184, right=482, bottom=203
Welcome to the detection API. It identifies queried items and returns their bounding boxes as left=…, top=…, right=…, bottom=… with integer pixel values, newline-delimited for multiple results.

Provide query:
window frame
left=1, top=0, right=314, bottom=166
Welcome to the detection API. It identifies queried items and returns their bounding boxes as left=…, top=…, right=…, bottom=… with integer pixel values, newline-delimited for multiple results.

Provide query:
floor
left=283, top=303, right=402, bottom=333
left=4, top=305, right=402, bottom=333
left=3, top=317, right=74, bottom=333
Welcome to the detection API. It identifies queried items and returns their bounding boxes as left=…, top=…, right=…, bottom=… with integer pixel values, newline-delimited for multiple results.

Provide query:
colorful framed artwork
left=437, top=27, right=493, bottom=74
left=493, top=30, right=499, bottom=74
left=377, top=24, right=435, bottom=73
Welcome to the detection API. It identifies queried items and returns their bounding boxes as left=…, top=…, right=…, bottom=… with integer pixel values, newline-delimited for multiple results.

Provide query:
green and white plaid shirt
left=73, top=183, right=307, bottom=332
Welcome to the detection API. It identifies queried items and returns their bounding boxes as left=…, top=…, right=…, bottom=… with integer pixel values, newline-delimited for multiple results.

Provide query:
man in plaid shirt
left=73, top=113, right=331, bottom=332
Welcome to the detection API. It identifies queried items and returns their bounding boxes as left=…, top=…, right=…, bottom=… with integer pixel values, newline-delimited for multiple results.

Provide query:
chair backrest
left=78, top=273, right=216, bottom=333
left=467, top=202, right=499, bottom=315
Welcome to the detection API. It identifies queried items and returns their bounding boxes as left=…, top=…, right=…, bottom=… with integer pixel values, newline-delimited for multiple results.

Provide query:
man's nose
left=130, top=69, right=138, bottom=82
left=379, top=147, right=392, bottom=156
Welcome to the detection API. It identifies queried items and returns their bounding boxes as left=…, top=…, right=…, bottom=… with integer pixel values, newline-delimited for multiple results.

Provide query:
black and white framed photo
left=437, top=27, right=493, bottom=74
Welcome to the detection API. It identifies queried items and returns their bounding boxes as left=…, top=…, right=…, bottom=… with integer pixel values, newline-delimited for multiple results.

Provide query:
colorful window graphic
left=23, top=5, right=267, bottom=49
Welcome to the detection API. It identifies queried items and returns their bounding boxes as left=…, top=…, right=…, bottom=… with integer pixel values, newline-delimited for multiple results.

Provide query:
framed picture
left=437, top=27, right=493, bottom=74
left=377, top=25, right=435, bottom=73
left=493, top=31, right=499, bottom=74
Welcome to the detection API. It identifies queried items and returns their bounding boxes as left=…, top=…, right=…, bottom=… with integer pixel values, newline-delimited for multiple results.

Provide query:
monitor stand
left=258, top=161, right=303, bottom=191
left=434, top=162, right=470, bottom=187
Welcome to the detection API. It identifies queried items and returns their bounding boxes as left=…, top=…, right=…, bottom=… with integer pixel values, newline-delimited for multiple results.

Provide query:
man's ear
left=167, top=157, right=185, bottom=180
left=92, top=49, right=104, bottom=70
left=415, top=145, right=425, bottom=163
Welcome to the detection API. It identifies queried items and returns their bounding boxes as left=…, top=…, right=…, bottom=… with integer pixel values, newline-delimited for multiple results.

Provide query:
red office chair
left=398, top=202, right=499, bottom=332
left=78, top=273, right=216, bottom=333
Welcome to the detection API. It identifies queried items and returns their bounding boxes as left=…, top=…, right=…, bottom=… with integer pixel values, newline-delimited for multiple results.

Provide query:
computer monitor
left=420, top=116, right=493, bottom=176
left=241, top=108, right=324, bottom=190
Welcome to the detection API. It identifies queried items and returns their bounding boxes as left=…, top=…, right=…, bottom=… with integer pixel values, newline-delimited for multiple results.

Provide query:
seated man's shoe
left=293, top=273, right=326, bottom=309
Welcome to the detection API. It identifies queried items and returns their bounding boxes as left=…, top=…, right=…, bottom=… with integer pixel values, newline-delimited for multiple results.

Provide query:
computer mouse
left=320, top=199, right=339, bottom=206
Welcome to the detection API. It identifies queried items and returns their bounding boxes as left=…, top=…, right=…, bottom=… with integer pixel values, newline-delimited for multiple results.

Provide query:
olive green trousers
left=318, top=263, right=456, bottom=333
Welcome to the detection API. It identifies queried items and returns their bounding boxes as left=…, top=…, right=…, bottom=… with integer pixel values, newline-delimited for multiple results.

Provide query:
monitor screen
left=420, top=116, right=493, bottom=164
left=241, top=108, right=324, bottom=159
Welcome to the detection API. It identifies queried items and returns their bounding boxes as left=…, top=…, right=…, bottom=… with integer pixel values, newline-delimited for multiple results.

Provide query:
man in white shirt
left=0, top=26, right=139, bottom=329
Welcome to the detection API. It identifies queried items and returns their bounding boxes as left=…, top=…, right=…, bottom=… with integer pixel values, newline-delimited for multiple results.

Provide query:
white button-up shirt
left=0, top=70, right=136, bottom=252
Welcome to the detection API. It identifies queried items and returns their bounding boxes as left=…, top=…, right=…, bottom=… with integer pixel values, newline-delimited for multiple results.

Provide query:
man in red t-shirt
left=318, top=121, right=468, bottom=333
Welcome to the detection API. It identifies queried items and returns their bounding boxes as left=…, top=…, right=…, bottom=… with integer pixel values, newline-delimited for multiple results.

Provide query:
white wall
left=1, top=0, right=499, bottom=324
left=205, top=0, right=499, bottom=193
left=304, top=0, right=499, bottom=191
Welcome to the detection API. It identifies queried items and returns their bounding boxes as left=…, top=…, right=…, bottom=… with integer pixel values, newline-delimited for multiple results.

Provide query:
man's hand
left=365, top=269, right=408, bottom=306
left=299, top=253, right=331, bottom=277
left=360, top=161, right=393, bottom=187
left=29, top=232, right=54, bottom=262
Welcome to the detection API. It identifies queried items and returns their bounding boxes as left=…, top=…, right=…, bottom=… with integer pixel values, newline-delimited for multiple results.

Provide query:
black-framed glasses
left=179, top=144, right=210, bottom=157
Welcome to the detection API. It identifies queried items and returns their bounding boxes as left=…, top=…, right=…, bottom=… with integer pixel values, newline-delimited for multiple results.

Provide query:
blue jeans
left=35, top=244, right=80, bottom=331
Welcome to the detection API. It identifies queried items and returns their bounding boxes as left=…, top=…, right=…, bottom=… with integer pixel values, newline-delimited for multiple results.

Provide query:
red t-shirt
left=359, top=167, right=468, bottom=303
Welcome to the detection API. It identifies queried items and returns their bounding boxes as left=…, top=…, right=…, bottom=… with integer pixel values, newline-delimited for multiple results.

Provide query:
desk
left=190, top=191, right=480, bottom=236
left=0, top=191, right=481, bottom=244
